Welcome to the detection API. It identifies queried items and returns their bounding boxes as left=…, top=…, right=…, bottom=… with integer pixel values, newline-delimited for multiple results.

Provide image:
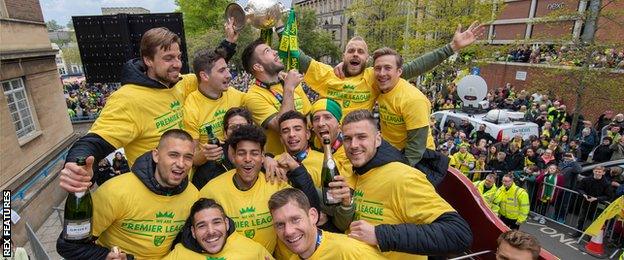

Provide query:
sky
left=39, top=0, right=179, bottom=26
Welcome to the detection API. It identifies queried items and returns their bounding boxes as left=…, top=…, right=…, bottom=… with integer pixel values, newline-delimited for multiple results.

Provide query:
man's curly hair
left=226, top=124, right=266, bottom=151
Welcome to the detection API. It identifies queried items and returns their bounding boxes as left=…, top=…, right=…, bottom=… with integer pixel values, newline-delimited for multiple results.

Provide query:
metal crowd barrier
left=526, top=180, right=611, bottom=236
left=465, top=170, right=620, bottom=241
left=70, top=114, right=99, bottom=123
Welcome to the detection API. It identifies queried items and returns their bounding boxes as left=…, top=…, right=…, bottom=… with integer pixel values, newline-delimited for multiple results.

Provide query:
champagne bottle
left=63, top=157, right=93, bottom=242
left=205, top=125, right=225, bottom=164
left=321, top=137, right=341, bottom=205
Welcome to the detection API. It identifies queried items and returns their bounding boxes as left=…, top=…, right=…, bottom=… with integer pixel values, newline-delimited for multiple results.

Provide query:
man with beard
left=241, top=38, right=310, bottom=155
left=164, top=198, right=273, bottom=259
left=57, top=129, right=200, bottom=259
left=305, top=98, right=358, bottom=188
left=341, top=110, right=471, bottom=259
left=184, top=51, right=281, bottom=189
left=296, top=22, right=483, bottom=117
left=59, top=24, right=239, bottom=193
left=269, top=188, right=386, bottom=259
left=199, top=125, right=318, bottom=254
left=276, top=110, right=354, bottom=232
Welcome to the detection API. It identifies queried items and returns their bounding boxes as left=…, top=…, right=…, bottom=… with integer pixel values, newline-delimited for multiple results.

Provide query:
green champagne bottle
left=205, top=125, right=225, bottom=164
left=321, top=137, right=340, bottom=205
left=63, top=157, right=93, bottom=242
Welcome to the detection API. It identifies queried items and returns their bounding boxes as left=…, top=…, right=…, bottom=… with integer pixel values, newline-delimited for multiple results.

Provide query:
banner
left=278, top=8, right=300, bottom=71
left=585, top=196, right=624, bottom=237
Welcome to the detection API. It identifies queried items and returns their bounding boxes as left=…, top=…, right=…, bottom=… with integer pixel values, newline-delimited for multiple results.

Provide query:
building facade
left=1, top=0, right=74, bottom=246
left=101, top=6, right=150, bottom=15
left=484, top=0, right=623, bottom=44
left=295, top=0, right=355, bottom=49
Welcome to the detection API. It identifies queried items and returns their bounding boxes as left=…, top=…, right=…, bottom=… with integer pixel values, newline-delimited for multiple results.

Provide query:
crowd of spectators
left=429, top=81, right=624, bottom=230
left=64, top=82, right=120, bottom=120
left=64, top=71, right=321, bottom=119
left=497, top=44, right=624, bottom=69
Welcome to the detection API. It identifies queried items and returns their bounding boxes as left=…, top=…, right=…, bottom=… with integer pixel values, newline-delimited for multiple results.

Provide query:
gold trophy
left=225, top=0, right=284, bottom=44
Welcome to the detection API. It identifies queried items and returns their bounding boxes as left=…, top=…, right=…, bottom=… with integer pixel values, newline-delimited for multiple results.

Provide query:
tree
left=348, top=0, right=498, bottom=59
left=296, top=8, right=341, bottom=62
left=186, top=26, right=258, bottom=70
left=46, top=20, right=63, bottom=31
left=175, top=0, right=230, bottom=36
left=61, top=46, right=82, bottom=66
left=176, top=1, right=341, bottom=70
left=66, top=20, right=74, bottom=30
left=524, top=0, right=624, bottom=136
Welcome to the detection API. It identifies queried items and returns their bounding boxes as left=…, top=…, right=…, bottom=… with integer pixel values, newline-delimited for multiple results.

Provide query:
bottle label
left=65, top=220, right=91, bottom=240
left=327, top=159, right=335, bottom=170
left=325, top=190, right=341, bottom=204
left=75, top=192, right=85, bottom=198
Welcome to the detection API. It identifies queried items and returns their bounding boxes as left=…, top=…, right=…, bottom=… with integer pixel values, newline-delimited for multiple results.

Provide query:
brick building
left=484, top=0, right=623, bottom=44
left=1, top=0, right=75, bottom=246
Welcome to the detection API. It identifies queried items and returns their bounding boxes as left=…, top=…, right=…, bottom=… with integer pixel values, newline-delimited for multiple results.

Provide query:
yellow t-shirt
left=304, top=60, right=379, bottom=117
left=90, top=74, right=198, bottom=165
left=353, top=162, right=455, bottom=260
left=183, top=88, right=245, bottom=142
left=377, top=78, right=435, bottom=150
left=451, top=151, right=476, bottom=175
left=199, top=169, right=290, bottom=253
left=287, top=231, right=386, bottom=260
left=243, top=84, right=311, bottom=155
left=163, top=232, right=274, bottom=260
left=332, top=145, right=357, bottom=188
left=92, top=173, right=199, bottom=259
left=275, top=149, right=324, bottom=187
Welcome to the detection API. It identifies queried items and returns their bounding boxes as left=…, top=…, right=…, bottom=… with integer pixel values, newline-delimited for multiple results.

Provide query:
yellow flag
left=585, top=196, right=624, bottom=237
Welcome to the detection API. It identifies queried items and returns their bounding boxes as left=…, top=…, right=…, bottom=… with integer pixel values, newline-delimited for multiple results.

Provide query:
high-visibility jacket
left=497, top=183, right=530, bottom=223
left=473, top=180, right=501, bottom=214
left=452, top=151, right=476, bottom=175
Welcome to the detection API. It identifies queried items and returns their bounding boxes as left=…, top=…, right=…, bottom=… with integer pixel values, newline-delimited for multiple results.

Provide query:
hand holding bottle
left=328, top=175, right=352, bottom=207
left=60, top=156, right=95, bottom=193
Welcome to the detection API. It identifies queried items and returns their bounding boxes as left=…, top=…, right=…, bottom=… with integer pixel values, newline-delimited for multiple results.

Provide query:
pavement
left=23, top=201, right=63, bottom=260
left=522, top=217, right=621, bottom=260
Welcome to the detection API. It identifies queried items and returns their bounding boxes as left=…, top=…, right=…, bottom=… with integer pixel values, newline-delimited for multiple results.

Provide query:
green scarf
left=541, top=174, right=557, bottom=202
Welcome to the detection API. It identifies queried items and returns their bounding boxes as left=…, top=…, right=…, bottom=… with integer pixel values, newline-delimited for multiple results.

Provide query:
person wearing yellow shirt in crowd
left=164, top=198, right=273, bottom=259
left=497, top=174, right=530, bottom=230
left=371, top=47, right=435, bottom=166
left=275, top=111, right=324, bottom=187
left=307, top=99, right=357, bottom=188
left=59, top=23, right=239, bottom=193
left=473, top=173, right=501, bottom=215
left=269, top=188, right=386, bottom=260
left=297, top=21, right=483, bottom=117
left=184, top=51, right=282, bottom=189
left=57, top=129, right=199, bottom=259
left=241, top=38, right=311, bottom=155
left=190, top=107, right=253, bottom=189
left=275, top=110, right=356, bottom=233
left=199, top=125, right=319, bottom=254
left=341, top=110, right=472, bottom=259
left=183, top=49, right=244, bottom=167
left=451, top=144, right=476, bottom=177
left=472, top=153, right=487, bottom=181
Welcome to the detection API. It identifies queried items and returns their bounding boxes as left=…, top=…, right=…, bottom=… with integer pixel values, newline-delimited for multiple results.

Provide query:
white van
left=432, top=109, right=539, bottom=141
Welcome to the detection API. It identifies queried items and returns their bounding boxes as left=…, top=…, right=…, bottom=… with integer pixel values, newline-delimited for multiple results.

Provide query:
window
left=2, top=78, right=37, bottom=139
